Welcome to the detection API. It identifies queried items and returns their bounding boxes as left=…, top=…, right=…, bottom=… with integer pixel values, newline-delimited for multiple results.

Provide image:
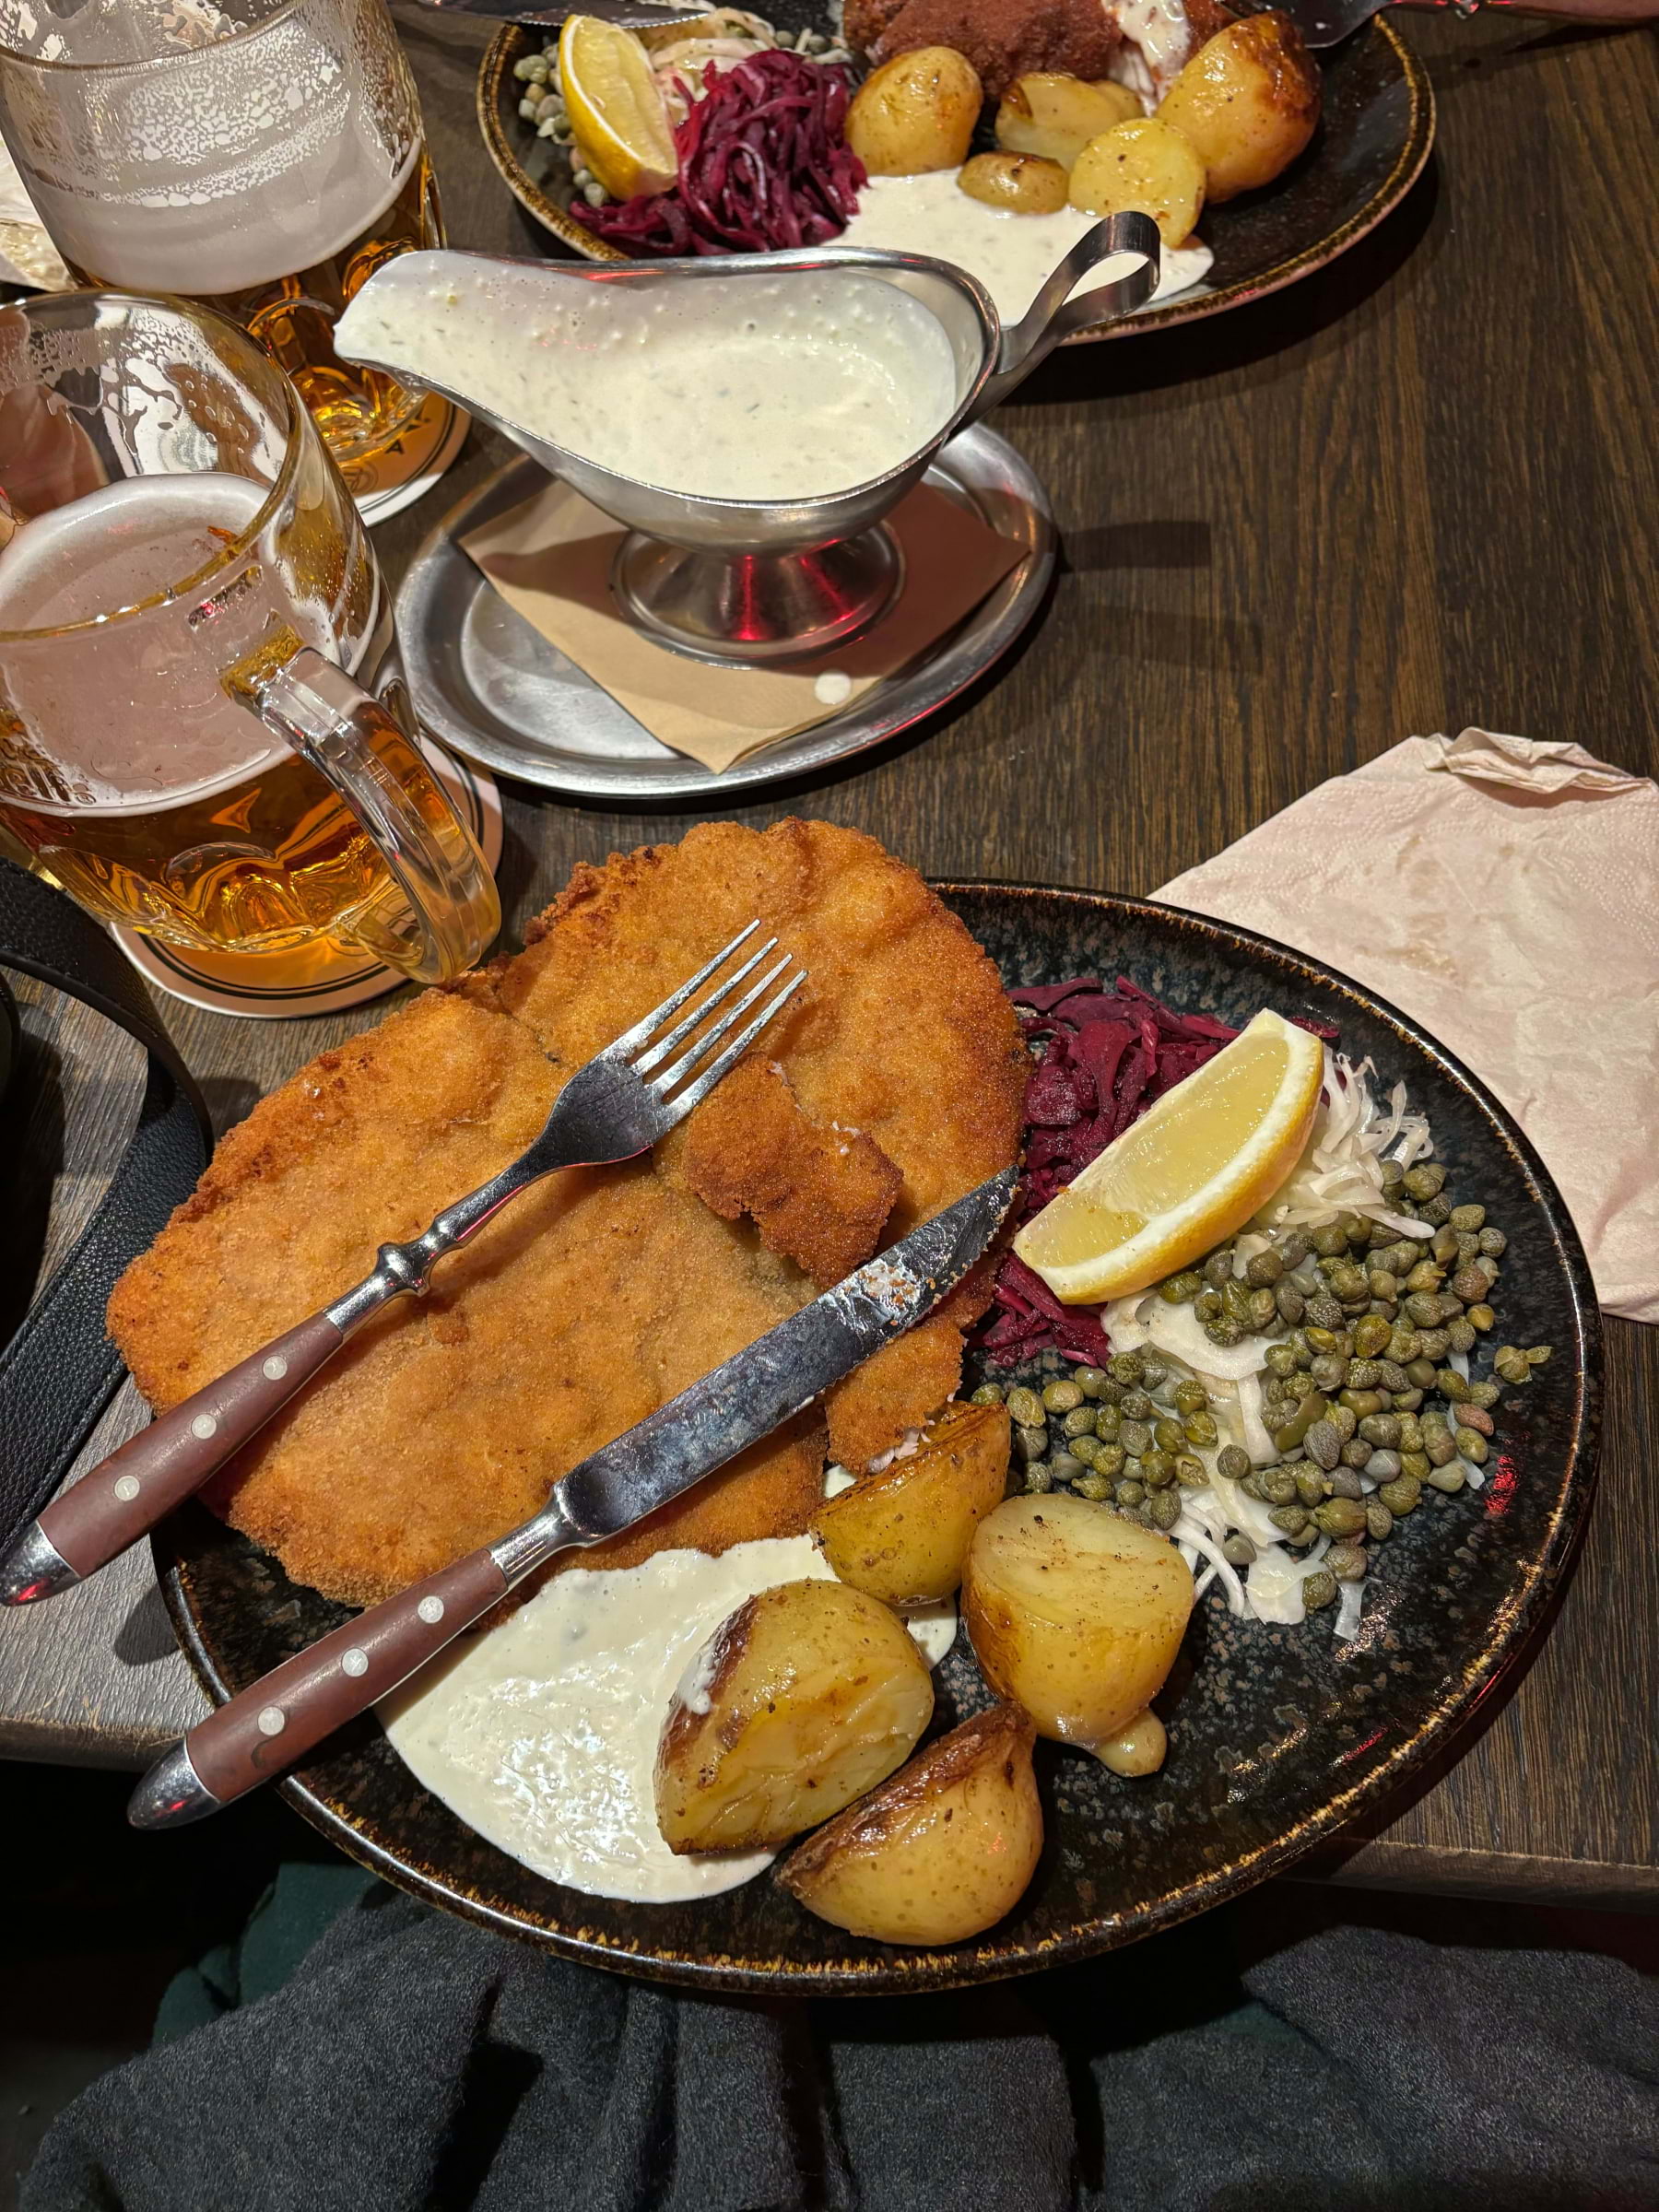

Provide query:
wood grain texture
left=0, top=6, right=1653, bottom=1903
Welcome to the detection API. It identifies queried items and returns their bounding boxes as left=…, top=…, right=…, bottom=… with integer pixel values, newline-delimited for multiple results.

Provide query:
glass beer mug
left=0, top=0, right=443, bottom=477
left=0, top=291, right=499, bottom=985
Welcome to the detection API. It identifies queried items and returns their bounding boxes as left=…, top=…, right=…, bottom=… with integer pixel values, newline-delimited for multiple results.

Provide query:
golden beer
left=0, top=291, right=498, bottom=987
left=0, top=0, right=444, bottom=473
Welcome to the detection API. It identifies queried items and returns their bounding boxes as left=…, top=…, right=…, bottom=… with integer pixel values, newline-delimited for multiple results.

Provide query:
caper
left=1200, top=1247, right=1234, bottom=1290
left=1430, top=1225, right=1461, bottom=1264
left=1364, top=1450, right=1402, bottom=1482
left=1061, top=1406, right=1097, bottom=1441
left=1174, top=1454, right=1207, bottom=1488
left=1304, top=1418, right=1341, bottom=1471
left=1418, top=1327, right=1451, bottom=1359
left=1454, top=1428, right=1489, bottom=1465
left=1389, top=1327, right=1423, bottom=1363
left=1024, top=1462, right=1053, bottom=1492
left=1339, top=1389, right=1384, bottom=1419
left=1153, top=1418, right=1186, bottom=1453
left=1446, top=1203, right=1484, bottom=1232
left=1340, top=1440, right=1372, bottom=1469
left=1405, top=1291, right=1442, bottom=1328
left=1446, top=1319, right=1477, bottom=1354
left=1329, top=1264, right=1370, bottom=1303
left=1094, top=1404, right=1123, bottom=1441
left=1494, top=1347, right=1533, bottom=1385
left=1428, top=1465, right=1466, bottom=1494
left=1420, top=1195, right=1453, bottom=1226
left=1302, top=1325, right=1338, bottom=1356
left=1269, top=1503, right=1310, bottom=1536
left=1264, top=1344, right=1300, bottom=1381
left=1328, top=1465, right=1366, bottom=1500
left=1403, top=1162, right=1446, bottom=1200
left=1326, top=1540, right=1368, bottom=1583
left=1076, top=1366, right=1109, bottom=1398
left=1108, top=1351, right=1146, bottom=1384
left=1294, top=1467, right=1328, bottom=1508
left=1445, top=1265, right=1486, bottom=1305
left=1141, top=1450, right=1176, bottom=1488
left=1275, top=1281, right=1306, bottom=1326
left=1424, top=1430, right=1456, bottom=1466
left=1307, top=1354, right=1344, bottom=1394
left=1159, top=1269, right=1204, bottom=1303
left=1115, top=1478, right=1147, bottom=1507
left=1183, top=1410, right=1219, bottom=1448
left=1218, top=1278, right=1253, bottom=1327
left=1526, top=1344, right=1553, bottom=1367
left=1121, top=1388, right=1155, bottom=1421
left=1313, top=1497, right=1367, bottom=1538
left=1093, top=1442, right=1126, bottom=1478
left=1148, top=1488, right=1182, bottom=1531
left=1378, top=1475, right=1422, bottom=1514
left=1245, top=1288, right=1277, bottom=1331
left=1301, top=1570, right=1338, bottom=1612
left=1042, top=1378, right=1083, bottom=1415
left=1357, top=1413, right=1401, bottom=1448
left=1368, top=1271, right=1401, bottom=1304
left=1241, top=1473, right=1267, bottom=1500
left=1463, top=1379, right=1501, bottom=1409
left=1400, top=1451, right=1430, bottom=1480
left=1347, top=1359, right=1382, bottom=1389
left=1273, top=1392, right=1333, bottom=1453
left=1327, top=1403, right=1357, bottom=1441
left=1194, top=1288, right=1223, bottom=1322
left=1222, top=1534, right=1257, bottom=1567
left=1365, top=1500, right=1394, bottom=1542
left=1119, top=1420, right=1152, bottom=1458
left=1139, top=1360, right=1168, bottom=1391
left=1048, top=1451, right=1085, bottom=1485
left=1014, top=1426, right=1047, bottom=1463
left=1405, top=1358, right=1438, bottom=1389
left=1352, top=1314, right=1392, bottom=1358
left=1396, top=1414, right=1424, bottom=1453
left=1478, top=1228, right=1507, bottom=1257
left=1206, top=1317, right=1244, bottom=1347
left=1006, top=1386, right=1044, bottom=1429
left=1072, top=1471, right=1111, bottom=1500
left=1449, top=1403, right=1493, bottom=1436
left=969, top=1382, right=1006, bottom=1406
left=1172, top=1382, right=1210, bottom=1416
left=1216, top=1443, right=1251, bottom=1482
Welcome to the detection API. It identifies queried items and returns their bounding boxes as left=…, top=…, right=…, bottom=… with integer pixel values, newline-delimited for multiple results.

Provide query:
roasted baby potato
left=958, top=149, right=1070, bottom=215
left=812, top=1398, right=1011, bottom=1606
left=655, top=1579, right=933, bottom=1853
left=1157, top=15, right=1321, bottom=202
left=962, top=1492, right=1193, bottom=1756
left=780, top=1704, right=1041, bottom=1945
left=994, top=73, right=1140, bottom=166
left=1067, top=115, right=1206, bottom=246
left=845, top=47, right=982, bottom=176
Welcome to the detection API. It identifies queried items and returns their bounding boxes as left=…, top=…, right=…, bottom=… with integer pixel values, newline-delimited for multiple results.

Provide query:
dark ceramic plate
left=475, top=15, right=1433, bottom=339
left=158, top=888, right=1600, bottom=1994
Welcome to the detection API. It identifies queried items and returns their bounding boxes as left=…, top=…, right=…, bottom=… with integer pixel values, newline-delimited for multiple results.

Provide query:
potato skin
left=1156, top=15, right=1320, bottom=203
left=780, top=1704, right=1041, bottom=1945
left=958, top=150, right=1069, bottom=215
left=655, top=1579, right=933, bottom=1854
left=994, top=73, right=1139, bottom=165
left=1067, top=115, right=1206, bottom=246
left=812, top=1399, right=1010, bottom=1606
left=845, top=46, right=983, bottom=176
left=962, top=1492, right=1193, bottom=1750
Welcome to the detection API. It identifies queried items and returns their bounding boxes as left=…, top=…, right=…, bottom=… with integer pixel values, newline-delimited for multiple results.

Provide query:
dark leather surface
left=0, top=860, right=211, bottom=1553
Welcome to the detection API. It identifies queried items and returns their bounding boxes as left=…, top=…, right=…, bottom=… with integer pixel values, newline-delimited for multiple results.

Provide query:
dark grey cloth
left=25, top=1882, right=1659, bottom=2212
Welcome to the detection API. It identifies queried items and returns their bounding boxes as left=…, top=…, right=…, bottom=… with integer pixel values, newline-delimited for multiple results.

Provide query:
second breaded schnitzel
left=108, top=822, right=1027, bottom=1607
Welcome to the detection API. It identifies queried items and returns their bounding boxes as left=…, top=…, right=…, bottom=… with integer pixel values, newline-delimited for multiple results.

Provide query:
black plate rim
left=474, top=18, right=1435, bottom=342
left=158, top=883, right=1603, bottom=1995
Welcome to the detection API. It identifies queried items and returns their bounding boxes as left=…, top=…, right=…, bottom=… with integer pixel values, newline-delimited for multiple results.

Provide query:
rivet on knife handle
left=127, top=1545, right=516, bottom=1829
left=0, top=1312, right=345, bottom=1606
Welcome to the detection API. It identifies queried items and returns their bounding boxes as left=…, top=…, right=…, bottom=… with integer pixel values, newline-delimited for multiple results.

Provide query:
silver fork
left=1, top=924, right=806, bottom=1606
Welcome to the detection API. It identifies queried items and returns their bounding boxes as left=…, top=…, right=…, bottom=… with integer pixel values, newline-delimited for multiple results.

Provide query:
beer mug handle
left=241, top=645, right=500, bottom=987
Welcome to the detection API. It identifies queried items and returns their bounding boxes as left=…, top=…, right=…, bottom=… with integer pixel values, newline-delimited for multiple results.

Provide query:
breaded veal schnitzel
left=108, top=821, right=1028, bottom=1607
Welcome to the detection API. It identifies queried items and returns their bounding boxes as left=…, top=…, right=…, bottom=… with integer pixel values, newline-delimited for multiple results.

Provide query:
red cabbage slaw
left=571, top=50, right=866, bottom=257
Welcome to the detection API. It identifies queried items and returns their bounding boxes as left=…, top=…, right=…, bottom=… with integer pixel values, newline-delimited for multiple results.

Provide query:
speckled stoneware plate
left=156, top=888, right=1600, bottom=1995
left=476, top=15, right=1432, bottom=339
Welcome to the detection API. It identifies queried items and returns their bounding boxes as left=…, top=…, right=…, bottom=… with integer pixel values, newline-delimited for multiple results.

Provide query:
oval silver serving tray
left=395, top=423, right=1053, bottom=802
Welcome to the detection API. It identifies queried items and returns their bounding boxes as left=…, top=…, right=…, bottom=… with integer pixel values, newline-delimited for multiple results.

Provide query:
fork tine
left=602, top=920, right=761, bottom=1061
left=654, top=967, right=808, bottom=1119
left=629, top=935, right=778, bottom=1077
left=649, top=952, right=794, bottom=1097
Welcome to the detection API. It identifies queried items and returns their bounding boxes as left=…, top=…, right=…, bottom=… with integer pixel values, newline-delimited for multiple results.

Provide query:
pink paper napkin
left=1155, top=730, right=1659, bottom=1322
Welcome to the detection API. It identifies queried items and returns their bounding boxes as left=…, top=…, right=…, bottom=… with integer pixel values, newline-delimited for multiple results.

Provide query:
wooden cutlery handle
left=129, top=1546, right=512, bottom=1826
left=21, top=1312, right=345, bottom=1596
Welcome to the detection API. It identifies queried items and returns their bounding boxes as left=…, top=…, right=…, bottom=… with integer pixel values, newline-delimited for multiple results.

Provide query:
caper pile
left=974, top=1157, right=1553, bottom=1618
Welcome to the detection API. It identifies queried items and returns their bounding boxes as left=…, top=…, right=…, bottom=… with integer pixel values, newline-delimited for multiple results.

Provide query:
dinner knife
left=128, top=1165, right=1018, bottom=1831
left=416, top=0, right=705, bottom=30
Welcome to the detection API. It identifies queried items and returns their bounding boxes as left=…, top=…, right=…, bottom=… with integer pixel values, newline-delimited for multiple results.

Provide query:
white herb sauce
left=382, top=1534, right=955, bottom=1905
left=335, top=262, right=959, bottom=501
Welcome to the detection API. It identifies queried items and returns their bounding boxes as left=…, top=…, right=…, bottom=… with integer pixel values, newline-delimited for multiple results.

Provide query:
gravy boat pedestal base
left=612, top=524, right=904, bottom=665
left=335, top=223, right=1157, bottom=666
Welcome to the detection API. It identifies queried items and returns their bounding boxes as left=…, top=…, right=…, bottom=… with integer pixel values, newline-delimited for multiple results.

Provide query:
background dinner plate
left=157, top=888, right=1600, bottom=1994
left=476, top=15, right=1433, bottom=339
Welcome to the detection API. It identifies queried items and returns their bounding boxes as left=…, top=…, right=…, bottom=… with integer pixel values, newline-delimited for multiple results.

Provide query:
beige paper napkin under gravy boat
left=1154, top=729, right=1659, bottom=1323
left=462, top=477, right=1028, bottom=773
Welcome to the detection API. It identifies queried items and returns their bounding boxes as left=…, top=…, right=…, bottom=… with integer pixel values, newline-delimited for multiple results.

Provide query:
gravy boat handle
left=969, top=210, right=1161, bottom=420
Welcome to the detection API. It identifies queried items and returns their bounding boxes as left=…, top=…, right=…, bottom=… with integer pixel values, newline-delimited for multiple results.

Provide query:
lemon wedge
left=1014, top=1008, right=1324, bottom=1304
left=559, top=15, right=678, bottom=202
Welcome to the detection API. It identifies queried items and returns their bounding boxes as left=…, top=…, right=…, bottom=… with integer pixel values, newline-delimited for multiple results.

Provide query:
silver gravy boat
left=337, top=217, right=1158, bottom=664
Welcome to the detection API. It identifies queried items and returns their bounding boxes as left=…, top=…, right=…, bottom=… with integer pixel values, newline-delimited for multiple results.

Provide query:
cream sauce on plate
left=838, top=173, right=1214, bottom=327
left=382, top=1536, right=956, bottom=1905
left=336, top=262, right=959, bottom=502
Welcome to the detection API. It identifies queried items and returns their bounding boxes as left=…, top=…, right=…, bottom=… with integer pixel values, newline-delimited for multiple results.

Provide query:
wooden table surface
left=3, top=4, right=1654, bottom=1910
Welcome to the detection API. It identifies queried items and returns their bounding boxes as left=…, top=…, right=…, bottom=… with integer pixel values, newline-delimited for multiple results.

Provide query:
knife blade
left=128, top=1164, right=1018, bottom=1830
left=418, top=0, right=706, bottom=30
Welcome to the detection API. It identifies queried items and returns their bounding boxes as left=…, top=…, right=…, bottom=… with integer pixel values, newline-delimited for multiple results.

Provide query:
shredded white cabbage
left=1334, top=1581, right=1365, bottom=1640
left=1254, top=1050, right=1431, bottom=1237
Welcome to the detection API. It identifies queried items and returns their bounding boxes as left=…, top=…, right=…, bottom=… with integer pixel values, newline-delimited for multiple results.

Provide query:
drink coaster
left=347, top=393, right=471, bottom=526
left=111, top=738, right=502, bottom=1020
